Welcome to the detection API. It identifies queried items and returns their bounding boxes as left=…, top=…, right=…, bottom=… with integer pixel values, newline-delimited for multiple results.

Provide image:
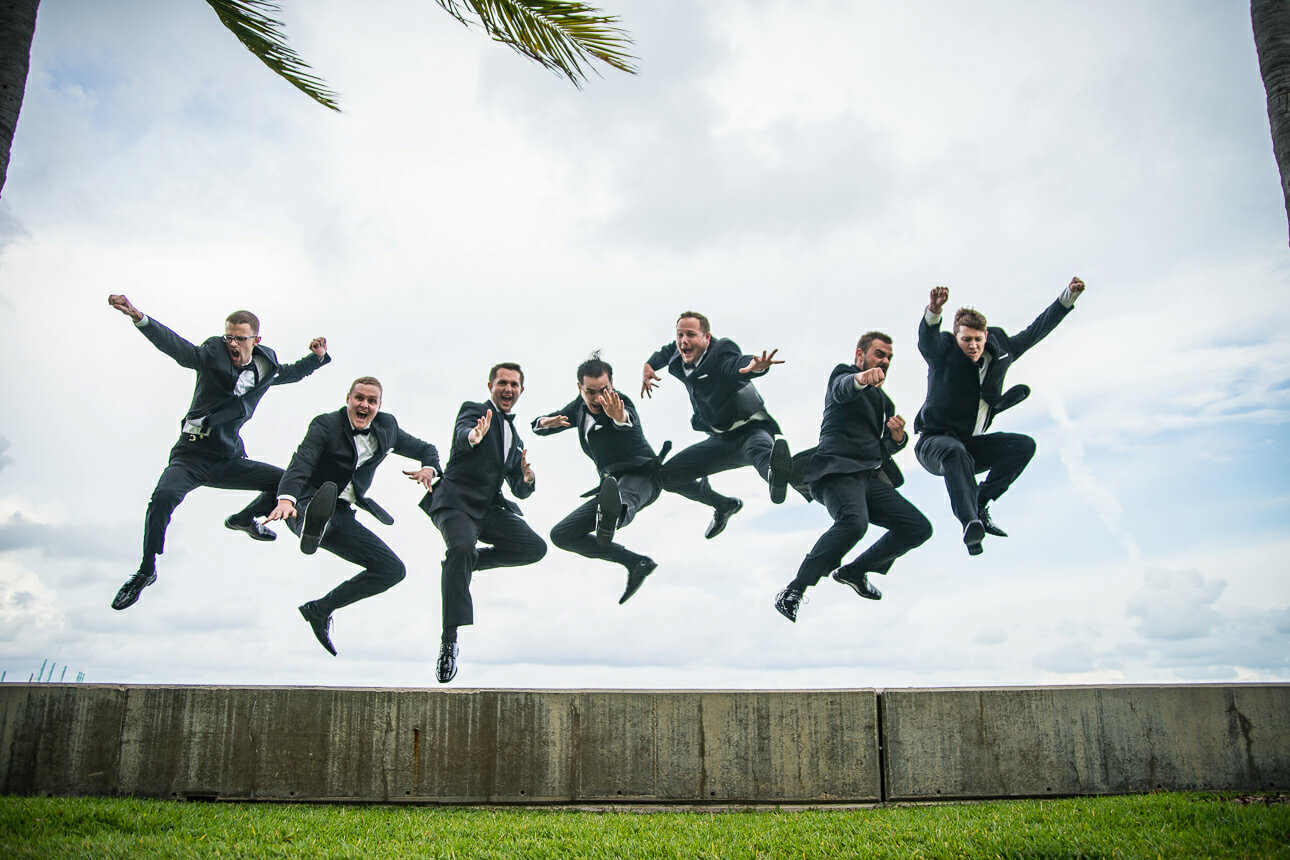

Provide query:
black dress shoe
left=963, top=519, right=985, bottom=556
left=832, top=568, right=882, bottom=600
left=111, top=566, right=157, bottom=611
left=298, top=601, right=337, bottom=655
left=768, top=438, right=792, bottom=504
left=774, top=586, right=804, bottom=622
left=436, top=641, right=459, bottom=684
left=225, top=515, right=276, bottom=541
left=300, top=482, right=338, bottom=555
left=619, top=557, right=657, bottom=604
left=978, top=504, right=1008, bottom=537
left=595, top=476, right=622, bottom=547
left=994, top=384, right=1031, bottom=415
left=705, top=498, right=743, bottom=539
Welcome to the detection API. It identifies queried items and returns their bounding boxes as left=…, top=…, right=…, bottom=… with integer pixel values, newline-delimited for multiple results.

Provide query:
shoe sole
left=964, top=520, right=985, bottom=556
left=619, top=560, right=656, bottom=604
left=595, top=477, right=621, bottom=547
left=301, top=483, right=338, bottom=555
left=225, top=517, right=276, bottom=541
left=111, top=571, right=157, bottom=611
left=769, top=438, right=791, bottom=504
left=705, top=499, right=743, bottom=539
left=298, top=604, right=337, bottom=656
left=832, top=571, right=882, bottom=601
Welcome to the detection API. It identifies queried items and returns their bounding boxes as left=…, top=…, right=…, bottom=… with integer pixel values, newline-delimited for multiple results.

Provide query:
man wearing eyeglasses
left=107, top=294, right=331, bottom=612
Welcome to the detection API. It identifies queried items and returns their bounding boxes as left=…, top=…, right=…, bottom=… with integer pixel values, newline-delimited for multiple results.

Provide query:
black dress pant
left=289, top=501, right=406, bottom=613
left=142, top=440, right=282, bottom=557
left=791, top=471, right=932, bottom=590
left=550, top=471, right=661, bottom=567
left=430, top=505, right=547, bottom=630
left=660, top=421, right=775, bottom=508
left=914, top=432, right=1037, bottom=526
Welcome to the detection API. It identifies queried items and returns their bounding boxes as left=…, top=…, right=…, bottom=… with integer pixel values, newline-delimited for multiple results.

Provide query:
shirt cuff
left=278, top=495, right=297, bottom=505
left=853, top=376, right=869, bottom=391
left=1059, top=286, right=1078, bottom=308
left=135, top=315, right=150, bottom=328
left=612, top=416, right=633, bottom=428
left=924, top=308, right=942, bottom=325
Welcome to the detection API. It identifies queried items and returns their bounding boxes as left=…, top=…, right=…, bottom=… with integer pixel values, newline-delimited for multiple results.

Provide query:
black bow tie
left=683, top=362, right=696, bottom=371
left=351, top=426, right=372, bottom=437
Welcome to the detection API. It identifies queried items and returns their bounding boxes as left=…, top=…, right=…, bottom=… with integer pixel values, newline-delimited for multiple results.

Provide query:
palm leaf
left=437, top=0, right=637, bottom=86
left=204, top=0, right=341, bottom=110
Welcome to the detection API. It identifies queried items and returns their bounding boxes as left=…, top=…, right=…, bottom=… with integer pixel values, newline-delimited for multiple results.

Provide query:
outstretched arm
left=640, top=363, right=663, bottom=398
left=918, top=286, right=950, bottom=365
left=533, top=398, right=580, bottom=435
left=112, top=294, right=203, bottom=369
left=272, top=336, right=332, bottom=385
left=1008, top=276, right=1086, bottom=359
left=641, top=342, right=678, bottom=397
left=108, top=294, right=144, bottom=323
left=738, top=349, right=785, bottom=376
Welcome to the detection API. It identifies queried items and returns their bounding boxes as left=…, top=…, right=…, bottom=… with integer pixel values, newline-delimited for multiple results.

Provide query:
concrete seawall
left=1, top=684, right=1285, bottom=804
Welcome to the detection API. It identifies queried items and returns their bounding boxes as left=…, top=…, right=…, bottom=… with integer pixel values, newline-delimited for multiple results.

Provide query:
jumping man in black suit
left=775, top=332, right=932, bottom=622
left=533, top=353, right=665, bottom=605
left=640, top=311, right=792, bottom=540
left=267, top=377, right=440, bottom=655
left=914, top=278, right=1086, bottom=555
left=421, top=362, right=546, bottom=683
left=108, top=294, right=330, bottom=611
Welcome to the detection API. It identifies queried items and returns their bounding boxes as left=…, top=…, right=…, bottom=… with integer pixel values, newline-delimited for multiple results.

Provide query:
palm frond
left=437, top=0, right=637, bottom=86
left=204, top=0, right=341, bottom=110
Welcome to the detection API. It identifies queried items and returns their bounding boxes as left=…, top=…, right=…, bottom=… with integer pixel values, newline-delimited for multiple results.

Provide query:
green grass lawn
left=1, top=793, right=1287, bottom=859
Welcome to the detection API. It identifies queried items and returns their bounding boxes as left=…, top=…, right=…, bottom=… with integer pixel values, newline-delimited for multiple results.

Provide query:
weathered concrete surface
left=0, top=686, right=880, bottom=803
left=882, top=685, right=1290, bottom=800
left=5, top=684, right=1285, bottom=803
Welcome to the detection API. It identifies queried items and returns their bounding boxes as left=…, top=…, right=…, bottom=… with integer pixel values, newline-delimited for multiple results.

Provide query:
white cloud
left=1127, top=569, right=1224, bottom=641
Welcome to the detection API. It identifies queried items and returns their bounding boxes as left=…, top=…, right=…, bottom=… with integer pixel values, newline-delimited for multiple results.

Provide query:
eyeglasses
left=222, top=334, right=257, bottom=343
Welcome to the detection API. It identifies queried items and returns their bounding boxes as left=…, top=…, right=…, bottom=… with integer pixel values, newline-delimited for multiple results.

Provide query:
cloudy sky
left=1, top=0, right=1286, bottom=690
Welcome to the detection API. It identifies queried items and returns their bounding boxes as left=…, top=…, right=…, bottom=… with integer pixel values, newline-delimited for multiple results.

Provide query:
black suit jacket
left=138, top=315, right=331, bottom=458
left=422, top=401, right=534, bottom=521
left=646, top=337, right=781, bottom=435
left=532, top=393, right=658, bottom=485
left=279, top=408, right=439, bottom=525
left=914, top=298, right=1073, bottom=438
left=798, top=364, right=907, bottom=488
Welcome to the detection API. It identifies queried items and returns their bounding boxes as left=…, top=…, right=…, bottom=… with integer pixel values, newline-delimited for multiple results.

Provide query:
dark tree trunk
left=0, top=0, right=40, bottom=200
left=1253, top=0, right=1290, bottom=245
